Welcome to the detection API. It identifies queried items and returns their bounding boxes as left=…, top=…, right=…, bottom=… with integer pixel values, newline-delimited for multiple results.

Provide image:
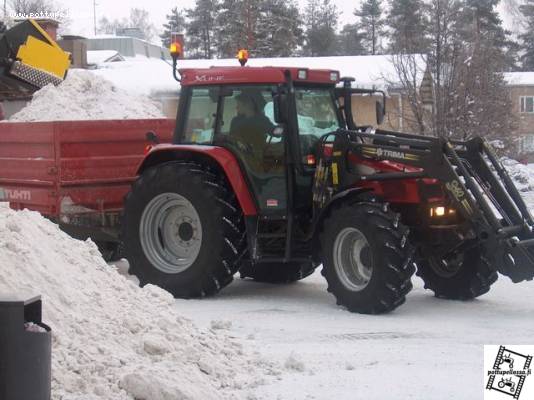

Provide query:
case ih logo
left=0, top=187, right=31, bottom=201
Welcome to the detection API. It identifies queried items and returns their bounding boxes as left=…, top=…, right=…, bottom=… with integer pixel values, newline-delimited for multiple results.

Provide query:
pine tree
left=216, top=0, right=302, bottom=58
left=216, top=0, right=260, bottom=57
left=255, top=0, right=303, bottom=57
left=160, top=7, right=186, bottom=48
left=186, top=0, right=218, bottom=59
left=519, top=0, right=534, bottom=70
left=303, top=0, right=339, bottom=56
left=354, top=0, right=385, bottom=55
left=387, top=0, right=429, bottom=53
left=338, top=24, right=366, bottom=56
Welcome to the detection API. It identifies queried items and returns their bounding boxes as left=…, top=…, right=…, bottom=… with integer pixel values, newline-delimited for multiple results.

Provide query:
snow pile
left=0, top=204, right=273, bottom=400
left=8, top=69, right=164, bottom=122
left=502, top=158, right=534, bottom=192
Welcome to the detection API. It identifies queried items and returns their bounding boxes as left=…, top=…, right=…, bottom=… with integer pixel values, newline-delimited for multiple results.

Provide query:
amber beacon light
left=237, top=49, right=249, bottom=66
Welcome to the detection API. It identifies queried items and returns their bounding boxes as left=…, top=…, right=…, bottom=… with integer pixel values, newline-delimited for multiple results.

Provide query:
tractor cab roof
left=179, top=66, right=340, bottom=87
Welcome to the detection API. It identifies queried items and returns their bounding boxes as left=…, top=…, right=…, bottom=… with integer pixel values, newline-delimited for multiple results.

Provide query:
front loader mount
left=319, top=128, right=534, bottom=283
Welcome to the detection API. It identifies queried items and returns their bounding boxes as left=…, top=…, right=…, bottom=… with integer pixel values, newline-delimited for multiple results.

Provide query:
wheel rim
left=140, top=193, right=202, bottom=274
left=333, top=227, right=373, bottom=291
left=428, top=253, right=464, bottom=278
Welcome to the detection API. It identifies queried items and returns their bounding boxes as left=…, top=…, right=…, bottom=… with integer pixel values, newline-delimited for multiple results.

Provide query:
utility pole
left=93, top=0, right=97, bottom=35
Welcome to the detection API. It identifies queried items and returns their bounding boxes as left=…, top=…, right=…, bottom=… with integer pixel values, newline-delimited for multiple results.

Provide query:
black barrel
left=0, top=294, right=51, bottom=400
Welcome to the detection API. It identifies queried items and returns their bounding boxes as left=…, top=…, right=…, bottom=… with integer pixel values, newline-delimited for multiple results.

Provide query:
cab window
left=295, top=88, right=340, bottom=155
left=183, top=88, right=217, bottom=144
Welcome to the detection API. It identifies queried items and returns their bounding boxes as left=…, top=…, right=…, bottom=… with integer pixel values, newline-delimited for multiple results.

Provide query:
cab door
left=179, top=85, right=288, bottom=215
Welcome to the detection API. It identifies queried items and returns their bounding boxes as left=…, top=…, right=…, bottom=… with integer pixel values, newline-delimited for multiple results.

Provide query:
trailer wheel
left=239, top=261, right=318, bottom=284
left=415, top=246, right=498, bottom=300
left=320, top=202, right=415, bottom=314
left=122, top=161, right=246, bottom=298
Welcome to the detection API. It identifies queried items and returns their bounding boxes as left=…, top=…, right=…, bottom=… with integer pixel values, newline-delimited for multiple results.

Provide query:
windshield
left=295, top=88, right=341, bottom=136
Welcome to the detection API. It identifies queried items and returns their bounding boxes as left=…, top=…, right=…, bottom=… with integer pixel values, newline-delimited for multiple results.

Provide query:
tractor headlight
left=429, top=206, right=455, bottom=218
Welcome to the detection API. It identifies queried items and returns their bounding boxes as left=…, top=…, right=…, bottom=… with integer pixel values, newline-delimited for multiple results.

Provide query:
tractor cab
left=174, top=65, right=345, bottom=216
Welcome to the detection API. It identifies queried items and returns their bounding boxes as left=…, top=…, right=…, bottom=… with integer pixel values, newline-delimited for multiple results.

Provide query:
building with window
left=504, top=72, right=534, bottom=157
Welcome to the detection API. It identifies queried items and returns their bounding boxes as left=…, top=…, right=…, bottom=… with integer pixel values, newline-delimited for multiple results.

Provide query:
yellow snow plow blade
left=0, top=19, right=70, bottom=88
left=17, top=35, right=70, bottom=80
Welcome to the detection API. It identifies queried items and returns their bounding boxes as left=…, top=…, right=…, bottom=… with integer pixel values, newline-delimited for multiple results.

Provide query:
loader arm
left=317, top=128, right=534, bottom=283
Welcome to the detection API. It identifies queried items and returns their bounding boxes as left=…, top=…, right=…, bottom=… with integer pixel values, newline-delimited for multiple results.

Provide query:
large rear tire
left=239, top=261, right=318, bottom=283
left=416, top=245, right=498, bottom=300
left=320, top=201, right=415, bottom=314
left=122, top=162, right=246, bottom=298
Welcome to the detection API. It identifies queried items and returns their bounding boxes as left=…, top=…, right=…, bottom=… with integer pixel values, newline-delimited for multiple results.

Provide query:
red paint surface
left=0, top=119, right=175, bottom=217
left=141, top=144, right=258, bottom=215
left=179, top=66, right=340, bottom=86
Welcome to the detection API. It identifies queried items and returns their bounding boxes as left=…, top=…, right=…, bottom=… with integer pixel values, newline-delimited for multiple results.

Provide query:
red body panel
left=0, top=119, right=175, bottom=218
left=140, top=144, right=258, bottom=216
left=348, top=154, right=440, bottom=204
left=179, top=66, right=340, bottom=86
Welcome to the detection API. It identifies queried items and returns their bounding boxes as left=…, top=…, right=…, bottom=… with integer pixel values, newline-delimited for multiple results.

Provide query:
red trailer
left=0, top=119, right=175, bottom=258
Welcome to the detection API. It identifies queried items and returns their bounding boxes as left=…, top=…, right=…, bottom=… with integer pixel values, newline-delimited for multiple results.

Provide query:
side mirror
left=146, top=131, right=160, bottom=144
left=376, top=100, right=385, bottom=126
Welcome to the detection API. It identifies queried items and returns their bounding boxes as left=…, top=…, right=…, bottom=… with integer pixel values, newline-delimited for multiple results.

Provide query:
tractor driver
left=228, top=91, right=274, bottom=171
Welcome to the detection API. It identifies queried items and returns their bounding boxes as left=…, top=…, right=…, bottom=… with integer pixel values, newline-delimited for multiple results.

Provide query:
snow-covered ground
left=173, top=272, right=534, bottom=400
left=173, top=160, right=534, bottom=399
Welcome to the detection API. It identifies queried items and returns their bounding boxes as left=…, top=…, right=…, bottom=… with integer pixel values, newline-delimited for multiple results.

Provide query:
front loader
left=121, top=47, right=534, bottom=314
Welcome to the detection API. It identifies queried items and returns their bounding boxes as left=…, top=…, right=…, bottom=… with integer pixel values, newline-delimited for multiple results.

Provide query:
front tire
left=320, top=201, right=415, bottom=314
left=416, top=245, right=498, bottom=300
left=122, top=162, right=246, bottom=298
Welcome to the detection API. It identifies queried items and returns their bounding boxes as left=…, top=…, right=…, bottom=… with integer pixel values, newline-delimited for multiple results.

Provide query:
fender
left=311, top=187, right=373, bottom=240
left=137, top=144, right=257, bottom=216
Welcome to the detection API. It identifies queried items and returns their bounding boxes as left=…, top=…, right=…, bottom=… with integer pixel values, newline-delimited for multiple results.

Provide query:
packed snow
left=7, top=69, right=164, bottom=122
left=0, top=203, right=275, bottom=400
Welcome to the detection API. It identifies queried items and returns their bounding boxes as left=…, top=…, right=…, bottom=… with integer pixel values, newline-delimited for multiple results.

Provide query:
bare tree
left=10, top=0, right=48, bottom=14
left=98, top=8, right=155, bottom=42
left=389, top=0, right=517, bottom=155
left=387, top=54, right=432, bottom=134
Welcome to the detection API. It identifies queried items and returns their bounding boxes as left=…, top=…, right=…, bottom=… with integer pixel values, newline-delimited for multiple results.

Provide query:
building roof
left=504, top=72, right=534, bottom=86
left=92, top=54, right=427, bottom=97
left=86, top=36, right=170, bottom=60
left=87, top=50, right=124, bottom=65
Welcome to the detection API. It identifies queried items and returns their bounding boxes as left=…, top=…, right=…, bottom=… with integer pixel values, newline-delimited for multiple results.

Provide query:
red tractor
left=122, top=49, right=534, bottom=314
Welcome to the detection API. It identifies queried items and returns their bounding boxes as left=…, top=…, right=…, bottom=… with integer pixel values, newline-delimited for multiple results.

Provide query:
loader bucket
left=0, top=19, right=70, bottom=89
